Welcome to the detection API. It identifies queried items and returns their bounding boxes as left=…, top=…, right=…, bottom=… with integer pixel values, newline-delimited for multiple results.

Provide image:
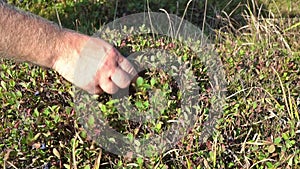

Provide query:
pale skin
left=0, top=1, right=137, bottom=94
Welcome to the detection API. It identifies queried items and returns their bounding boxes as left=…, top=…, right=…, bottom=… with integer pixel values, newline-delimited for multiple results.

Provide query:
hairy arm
left=0, top=1, right=72, bottom=67
left=0, top=1, right=136, bottom=94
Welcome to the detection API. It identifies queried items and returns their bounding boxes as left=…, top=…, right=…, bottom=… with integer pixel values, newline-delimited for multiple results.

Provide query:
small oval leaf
left=53, top=148, right=61, bottom=159
left=268, top=144, right=276, bottom=153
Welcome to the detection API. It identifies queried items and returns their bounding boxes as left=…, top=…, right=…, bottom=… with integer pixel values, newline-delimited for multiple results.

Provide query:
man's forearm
left=0, top=1, right=79, bottom=68
left=0, top=1, right=137, bottom=95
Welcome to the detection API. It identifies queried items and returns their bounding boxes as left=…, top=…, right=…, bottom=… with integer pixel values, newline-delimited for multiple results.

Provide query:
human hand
left=53, top=32, right=137, bottom=94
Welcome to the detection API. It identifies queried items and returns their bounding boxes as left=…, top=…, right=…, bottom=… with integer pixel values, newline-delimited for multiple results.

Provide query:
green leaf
left=1, top=81, right=7, bottom=91
left=274, top=137, right=282, bottom=144
left=155, top=122, right=162, bottom=131
left=16, top=91, right=22, bottom=98
left=135, top=101, right=144, bottom=109
left=136, top=77, right=144, bottom=86
left=150, top=78, right=156, bottom=86
left=88, top=115, right=95, bottom=127
left=282, top=132, right=289, bottom=140
left=137, top=157, right=143, bottom=166
left=143, top=84, right=151, bottom=89
left=33, top=108, right=40, bottom=117
left=100, top=104, right=107, bottom=112
left=266, top=161, right=273, bottom=168
left=127, top=133, right=134, bottom=142
left=63, top=164, right=71, bottom=169
left=80, top=130, right=87, bottom=139
left=84, top=165, right=91, bottom=169
left=252, top=102, right=257, bottom=109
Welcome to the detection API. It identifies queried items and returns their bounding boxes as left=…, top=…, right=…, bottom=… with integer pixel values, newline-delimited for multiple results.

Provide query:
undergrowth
left=0, top=0, right=299, bottom=168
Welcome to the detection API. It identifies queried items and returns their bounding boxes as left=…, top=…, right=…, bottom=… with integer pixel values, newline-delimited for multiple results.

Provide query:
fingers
left=90, top=86, right=104, bottom=95
left=100, top=67, right=132, bottom=94
left=117, top=56, right=138, bottom=79
left=99, top=63, right=136, bottom=94
left=99, top=77, right=119, bottom=94
left=84, top=40, right=138, bottom=95
left=111, top=67, right=131, bottom=89
left=99, top=51, right=137, bottom=94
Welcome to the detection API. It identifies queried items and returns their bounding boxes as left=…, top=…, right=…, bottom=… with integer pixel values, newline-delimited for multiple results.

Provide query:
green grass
left=1, top=0, right=300, bottom=168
